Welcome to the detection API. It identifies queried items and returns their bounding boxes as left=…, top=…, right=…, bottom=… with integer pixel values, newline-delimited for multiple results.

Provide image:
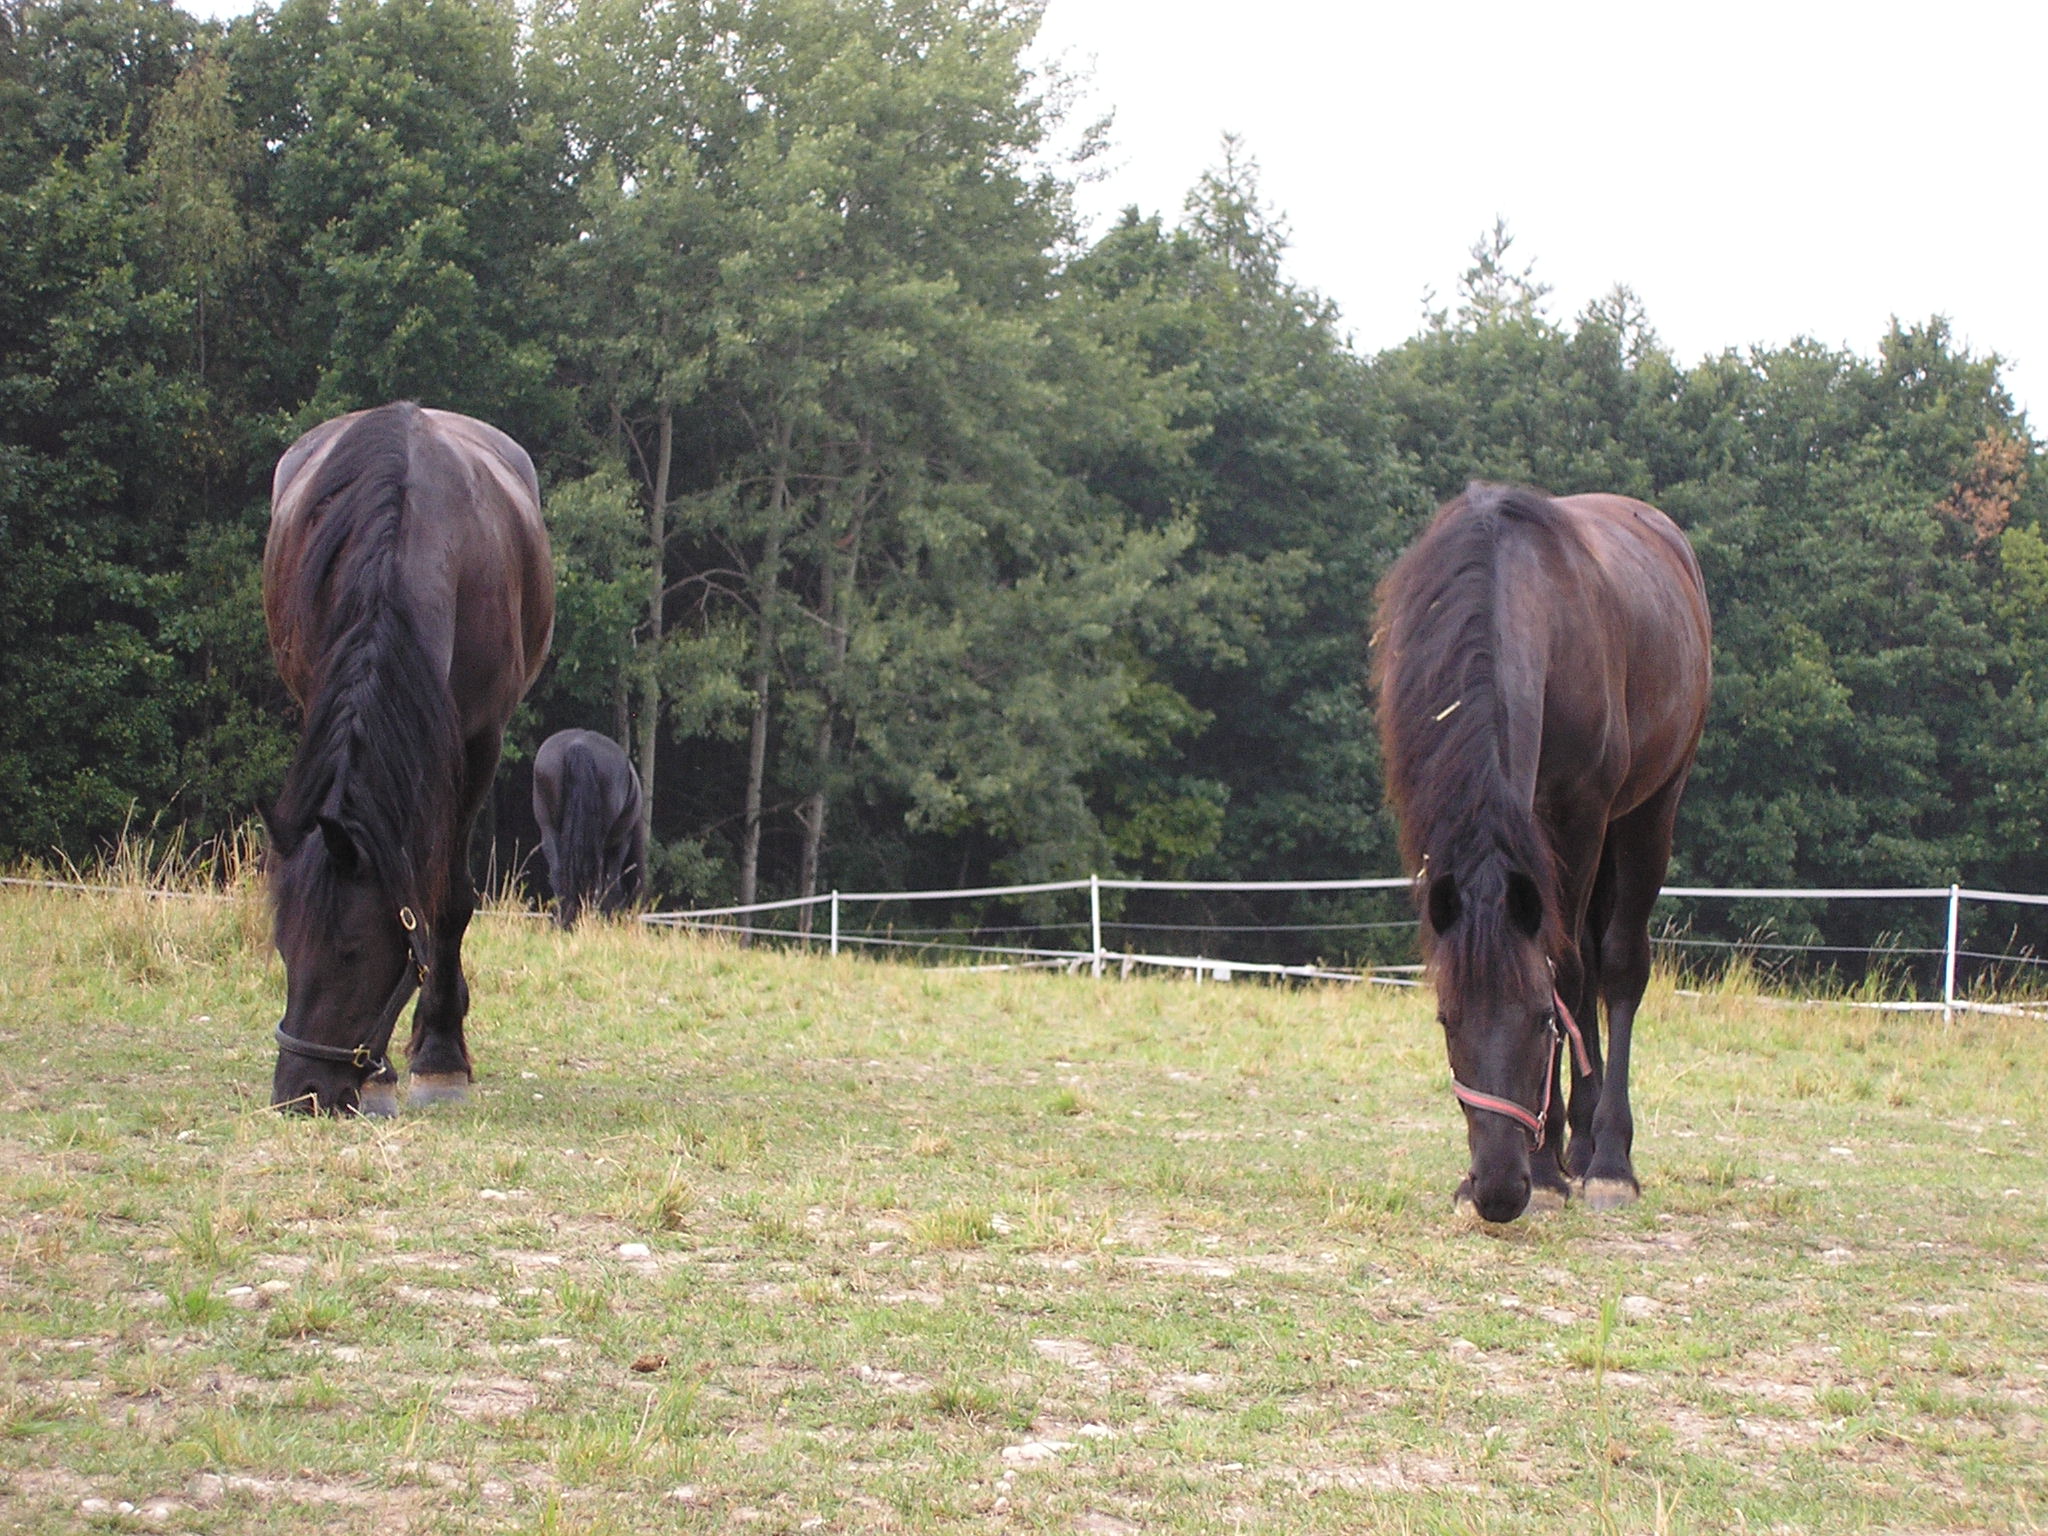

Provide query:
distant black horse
left=1373, top=483, right=1710, bottom=1222
left=263, top=403, right=553, bottom=1115
left=532, top=729, right=644, bottom=928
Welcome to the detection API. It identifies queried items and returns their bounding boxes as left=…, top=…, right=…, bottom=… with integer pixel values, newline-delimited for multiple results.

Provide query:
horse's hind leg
left=407, top=732, right=498, bottom=1106
left=1582, top=780, right=1685, bottom=1209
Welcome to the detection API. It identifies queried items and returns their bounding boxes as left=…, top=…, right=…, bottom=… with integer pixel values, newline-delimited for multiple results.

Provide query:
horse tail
left=272, top=403, right=462, bottom=916
left=554, top=743, right=605, bottom=928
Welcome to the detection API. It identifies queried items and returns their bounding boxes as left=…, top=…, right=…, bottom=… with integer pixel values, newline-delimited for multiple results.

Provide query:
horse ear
left=1505, top=869, right=1543, bottom=939
left=317, top=815, right=362, bottom=879
left=1426, top=873, right=1462, bottom=935
left=258, top=800, right=298, bottom=858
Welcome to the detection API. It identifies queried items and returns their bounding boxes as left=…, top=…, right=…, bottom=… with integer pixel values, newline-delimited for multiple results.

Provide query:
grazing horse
left=532, top=729, right=644, bottom=928
left=263, top=402, right=553, bottom=1114
left=1372, top=482, right=1710, bottom=1222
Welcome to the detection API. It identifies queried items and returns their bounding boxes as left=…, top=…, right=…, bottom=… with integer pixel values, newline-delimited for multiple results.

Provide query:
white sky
left=1033, top=0, right=2043, bottom=420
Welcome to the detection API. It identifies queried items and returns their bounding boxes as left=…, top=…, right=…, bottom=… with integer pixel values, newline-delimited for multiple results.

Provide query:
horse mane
left=1372, top=482, right=1567, bottom=999
left=271, top=403, right=463, bottom=938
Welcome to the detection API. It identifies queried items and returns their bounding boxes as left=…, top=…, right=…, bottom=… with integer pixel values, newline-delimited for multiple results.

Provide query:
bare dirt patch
left=443, top=1376, right=540, bottom=1421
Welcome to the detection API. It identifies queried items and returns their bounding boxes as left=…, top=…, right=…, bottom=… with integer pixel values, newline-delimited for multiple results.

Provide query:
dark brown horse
left=263, top=403, right=553, bottom=1114
left=532, top=729, right=644, bottom=929
left=1373, top=482, right=1710, bottom=1222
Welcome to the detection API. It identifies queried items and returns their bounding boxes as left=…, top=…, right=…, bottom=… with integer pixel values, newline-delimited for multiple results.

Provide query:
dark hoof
left=1582, top=1176, right=1640, bottom=1211
left=408, top=1072, right=472, bottom=1108
left=358, top=1081, right=400, bottom=1119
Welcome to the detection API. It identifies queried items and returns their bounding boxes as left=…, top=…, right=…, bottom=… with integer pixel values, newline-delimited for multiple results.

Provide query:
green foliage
left=0, top=127, right=217, bottom=854
left=264, top=0, right=568, bottom=433
left=2, top=0, right=2045, bottom=954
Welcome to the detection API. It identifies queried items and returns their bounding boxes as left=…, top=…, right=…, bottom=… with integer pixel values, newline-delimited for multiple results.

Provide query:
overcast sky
left=1031, top=0, right=2042, bottom=418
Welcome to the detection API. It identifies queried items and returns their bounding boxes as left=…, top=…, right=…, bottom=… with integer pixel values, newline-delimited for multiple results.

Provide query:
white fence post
left=1090, top=874, right=1103, bottom=978
left=1943, top=883, right=1960, bottom=1024
left=830, top=891, right=840, bottom=957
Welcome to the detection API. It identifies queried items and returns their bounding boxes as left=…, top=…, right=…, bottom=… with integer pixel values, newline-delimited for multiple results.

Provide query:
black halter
left=273, top=904, right=433, bottom=1079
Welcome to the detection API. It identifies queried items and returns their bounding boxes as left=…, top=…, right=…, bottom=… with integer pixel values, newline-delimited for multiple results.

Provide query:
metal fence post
left=830, top=891, right=840, bottom=957
left=1942, top=883, right=1960, bottom=1023
left=1090, top=874, right=1103, bottom=978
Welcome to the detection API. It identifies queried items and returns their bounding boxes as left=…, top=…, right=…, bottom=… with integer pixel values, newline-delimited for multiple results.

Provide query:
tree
left=1070, top=152, right=1421, bottom=894
left=543, top=0, right=1195, bottom=907
left=0, top=135, right=211, bottom=854
left=265, top=0, right=568, bottom=434
left=138, top=51, right=263, bottom=385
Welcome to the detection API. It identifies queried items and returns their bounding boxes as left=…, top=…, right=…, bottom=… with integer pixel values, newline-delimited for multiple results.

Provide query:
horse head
left=1426, top=866, right=1562, bottom=1224
left=267, top=811, right=425, bottom=1117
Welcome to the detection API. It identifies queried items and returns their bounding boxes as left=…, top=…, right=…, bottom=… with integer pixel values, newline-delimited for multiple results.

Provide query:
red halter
left=1449, top=990, right=1593, bottom=1149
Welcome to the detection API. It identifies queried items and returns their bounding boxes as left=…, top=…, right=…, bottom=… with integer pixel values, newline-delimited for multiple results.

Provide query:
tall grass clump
left=10, top=813, right=271, bottom=984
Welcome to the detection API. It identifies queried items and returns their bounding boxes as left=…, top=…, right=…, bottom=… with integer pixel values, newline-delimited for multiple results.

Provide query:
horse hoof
left=1582, top=1177, right=1639, bottom=1211
left=1526, top=1184, right=1568, bottom=1214
left=357, top=1081, right=400, bottom=1119
left=408, top=1073, right=472, bottom=1108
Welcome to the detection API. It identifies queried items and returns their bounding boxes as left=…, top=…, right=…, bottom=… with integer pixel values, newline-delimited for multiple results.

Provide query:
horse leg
left=1563, top=845, right=1616, bottom=1185
left=1513, top=812, right=1605, bottom=1212
left=1582, top=781, right=1685, bottom=1209
left=538, top=825, right=566, bottom=928
left=407, top=732, right=499, bottom=1105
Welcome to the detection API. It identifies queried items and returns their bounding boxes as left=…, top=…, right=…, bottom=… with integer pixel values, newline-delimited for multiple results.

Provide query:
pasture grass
left=1, top=880, right=2044, bottom=1533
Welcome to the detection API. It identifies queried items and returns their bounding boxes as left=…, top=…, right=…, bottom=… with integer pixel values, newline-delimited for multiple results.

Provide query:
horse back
left=264, top=404, right=554, bottom=732
left=533, top=730, right=640, bottom=837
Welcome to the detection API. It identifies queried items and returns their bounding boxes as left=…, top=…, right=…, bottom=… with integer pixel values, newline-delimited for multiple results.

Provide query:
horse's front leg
left=1527, top=817, right=1606, bottom=1211
left=1563, top=852, right=1614, bottom=1186
left=405, top=882, right=476, bottom=1104
left=406, top=732, right=498, bottom=1105
left=1524, top=958, right=1576, bottom=1214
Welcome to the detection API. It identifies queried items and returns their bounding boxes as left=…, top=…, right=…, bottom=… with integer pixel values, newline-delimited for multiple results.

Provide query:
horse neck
left=1378, top=494, right=1560, bottom=939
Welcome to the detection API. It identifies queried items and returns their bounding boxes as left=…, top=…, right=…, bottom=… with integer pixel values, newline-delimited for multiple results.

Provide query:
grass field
left=2, top=879, right=2044, bottom=1534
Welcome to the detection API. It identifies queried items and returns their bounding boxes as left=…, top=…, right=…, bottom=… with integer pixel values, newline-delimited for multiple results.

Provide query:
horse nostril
left=277, top=1085, right=320, bottom=1115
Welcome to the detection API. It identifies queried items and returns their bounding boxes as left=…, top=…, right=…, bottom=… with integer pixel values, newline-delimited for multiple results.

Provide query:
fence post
left=1942, top=883, right=1960, bottom=1024
left=1090, top=874, right=1103, bottom=978
left=830, top=891, right=840, bottom=958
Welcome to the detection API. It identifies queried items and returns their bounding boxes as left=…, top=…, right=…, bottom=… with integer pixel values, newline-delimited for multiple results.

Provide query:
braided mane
left=271, top=403, right=463, bottom=943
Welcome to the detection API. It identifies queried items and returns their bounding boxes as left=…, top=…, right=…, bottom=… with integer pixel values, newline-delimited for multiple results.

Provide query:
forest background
left=5, top=0, right=2045, bottom=959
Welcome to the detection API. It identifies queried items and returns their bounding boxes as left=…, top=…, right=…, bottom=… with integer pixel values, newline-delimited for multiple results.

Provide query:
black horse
left=1373, top=483, right=1710, bottom=1222
left=263, top=403, right=553, bottom=1115
left=532, top=729, right=644, bottom=928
